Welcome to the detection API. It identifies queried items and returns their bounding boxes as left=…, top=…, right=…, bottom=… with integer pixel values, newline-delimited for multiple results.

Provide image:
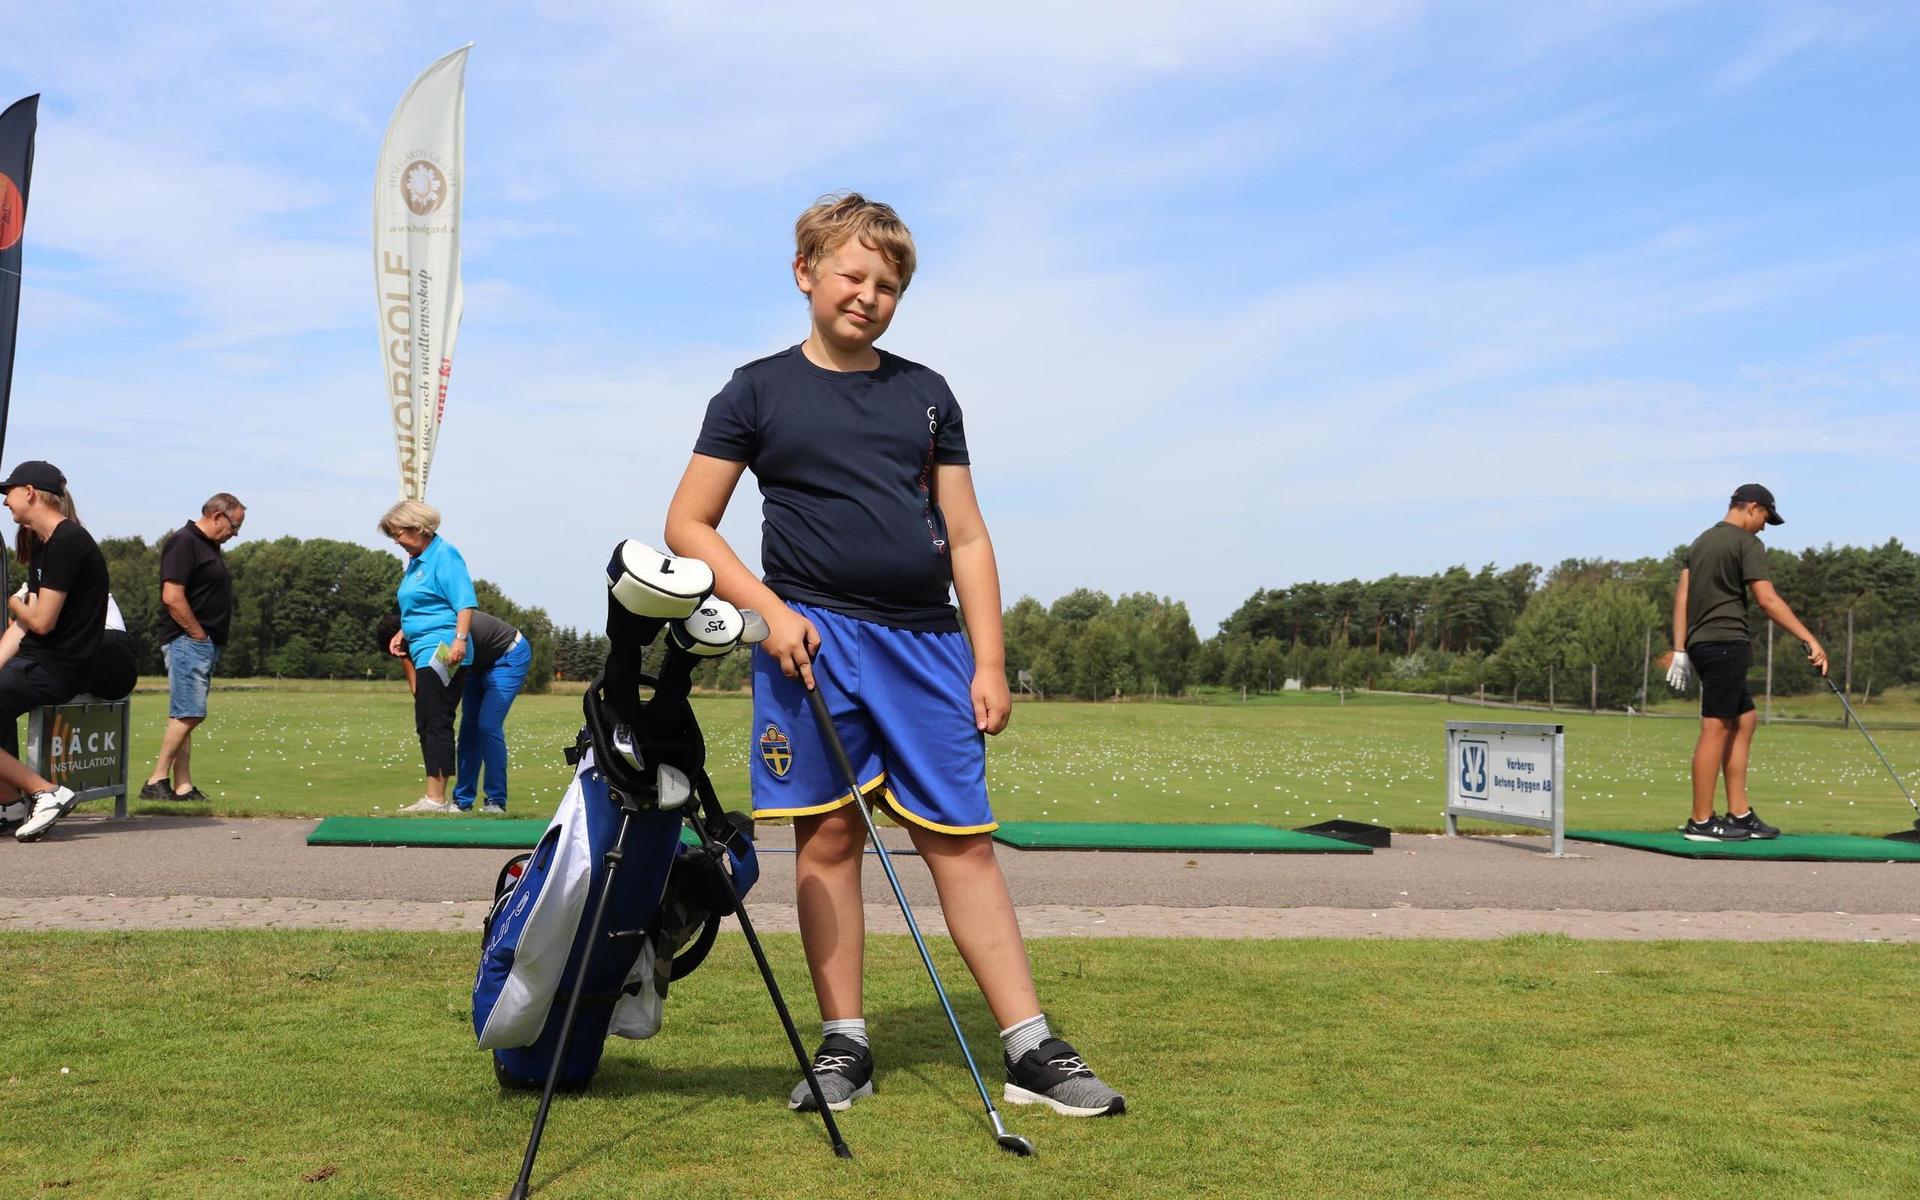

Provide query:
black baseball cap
left=0, top=461, right=66, bottom=497
left=1730, top=483, right=1784, bottom=525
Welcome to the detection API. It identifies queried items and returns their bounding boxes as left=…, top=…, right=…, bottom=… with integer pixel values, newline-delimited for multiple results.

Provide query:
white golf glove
left=1665, top=651, right=1692, bottom=691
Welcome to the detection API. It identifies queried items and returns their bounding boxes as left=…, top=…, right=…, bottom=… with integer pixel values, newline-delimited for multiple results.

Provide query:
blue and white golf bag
left=471, top=541, right=762, bottom=1092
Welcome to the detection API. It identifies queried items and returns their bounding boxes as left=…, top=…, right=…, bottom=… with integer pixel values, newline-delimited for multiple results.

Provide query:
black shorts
left=0, top=656, right=85, bottom=758
left=1691, top=640, right=1754, bottom=720
left=86, top=630, right=138, bottom=702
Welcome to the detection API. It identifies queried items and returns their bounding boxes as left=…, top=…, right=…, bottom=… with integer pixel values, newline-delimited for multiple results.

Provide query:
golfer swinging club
left=1667, top=484, right=1827, bottom=841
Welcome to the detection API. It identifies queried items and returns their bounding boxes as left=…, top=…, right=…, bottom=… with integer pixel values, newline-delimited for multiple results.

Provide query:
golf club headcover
left=654, top=599, right=746, bottom=700
left=605, top=539, right=714, bottom=648
left=603, top=540, right=716, bottom=699
left=671, top=599, right=748, bottom=657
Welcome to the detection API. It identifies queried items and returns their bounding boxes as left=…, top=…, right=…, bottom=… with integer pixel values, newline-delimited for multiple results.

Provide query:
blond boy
left=666, top=194, right=1123, bottom=1117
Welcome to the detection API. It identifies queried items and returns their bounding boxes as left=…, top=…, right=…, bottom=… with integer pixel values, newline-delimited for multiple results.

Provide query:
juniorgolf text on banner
left=0, top=93, right=39, bottom=465
left=375, top=47, right=468, bottom=501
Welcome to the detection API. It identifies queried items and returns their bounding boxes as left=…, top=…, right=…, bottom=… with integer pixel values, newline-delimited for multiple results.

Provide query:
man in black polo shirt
left=1666, top=484, right=1828, bottom=841
left=0, top=461, right=107, bottom=842
left=140, top=492, right=244, bottom=802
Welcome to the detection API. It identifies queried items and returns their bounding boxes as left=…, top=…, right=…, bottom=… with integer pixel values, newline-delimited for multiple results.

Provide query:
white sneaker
left=481, top=802, right=508, bottom=815
left=399, top=797, right=452, bottom=813
left=0, top=799, right=28, bottom=828
left=15, top=786, right=79, bottom=842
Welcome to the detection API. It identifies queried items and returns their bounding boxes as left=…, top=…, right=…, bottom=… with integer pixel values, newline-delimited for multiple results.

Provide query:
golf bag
left=471, top=734, right=759, bottom=1090
left=491, top=545, right=850, bottom=1197
left=472, top=540, right=762, bottom=1092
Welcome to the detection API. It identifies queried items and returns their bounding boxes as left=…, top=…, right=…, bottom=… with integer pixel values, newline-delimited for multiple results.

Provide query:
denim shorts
left=166, top=636, right=220, bottom=719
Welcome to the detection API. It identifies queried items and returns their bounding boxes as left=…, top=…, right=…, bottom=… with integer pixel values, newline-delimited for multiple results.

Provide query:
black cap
left=0, top=461, right=66, bottom=497
left=1730, top=483, right=1783, bottom=525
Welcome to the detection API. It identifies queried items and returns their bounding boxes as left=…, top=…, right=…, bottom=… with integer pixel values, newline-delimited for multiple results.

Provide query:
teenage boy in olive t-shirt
left=1667, top=484, right=1827, bottom=841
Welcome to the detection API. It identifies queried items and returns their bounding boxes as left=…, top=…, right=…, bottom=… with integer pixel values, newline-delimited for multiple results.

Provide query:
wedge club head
left=997, top=1133, right=1035, bottom=1157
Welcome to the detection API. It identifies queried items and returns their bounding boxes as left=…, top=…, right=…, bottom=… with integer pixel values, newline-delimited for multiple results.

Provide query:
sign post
left=1444, top=720, right=1565, bottom=856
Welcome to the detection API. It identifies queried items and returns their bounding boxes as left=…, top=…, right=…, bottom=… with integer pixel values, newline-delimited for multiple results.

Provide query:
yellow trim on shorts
left=752, top=775, right=998, bottom=835
left=752, top=769, right=890, bottom=821
left=873, top=787, right=999, bottom=836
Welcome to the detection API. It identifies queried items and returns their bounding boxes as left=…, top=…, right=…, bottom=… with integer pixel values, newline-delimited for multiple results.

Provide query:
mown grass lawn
left=109, top=680, right=1920, bottom=835
left=3, top=931, right=1917, bottom=1199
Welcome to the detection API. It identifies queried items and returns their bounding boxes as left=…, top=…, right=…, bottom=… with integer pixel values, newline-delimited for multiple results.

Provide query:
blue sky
left=4, top=1, right=1916, bottom=637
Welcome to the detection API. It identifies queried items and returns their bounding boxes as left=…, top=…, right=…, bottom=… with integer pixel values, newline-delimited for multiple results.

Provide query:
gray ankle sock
left=1001, top=1014, right=1050, bottom=1061
left=822, top=1017, right=868, bottom=1048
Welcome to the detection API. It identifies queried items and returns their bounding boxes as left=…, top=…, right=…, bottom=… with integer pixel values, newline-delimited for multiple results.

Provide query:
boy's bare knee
left=908, top=827, right=995, bottom=865
left=796, top=806, right=867, bottom=863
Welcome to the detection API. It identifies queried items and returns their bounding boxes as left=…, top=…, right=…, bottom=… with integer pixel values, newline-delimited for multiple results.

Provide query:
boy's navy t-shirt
left=695, top=345, right=971, bottom=632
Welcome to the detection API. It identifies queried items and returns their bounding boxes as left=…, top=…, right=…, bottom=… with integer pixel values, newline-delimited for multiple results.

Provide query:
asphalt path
left=1, top=816, right=1917, bottom=940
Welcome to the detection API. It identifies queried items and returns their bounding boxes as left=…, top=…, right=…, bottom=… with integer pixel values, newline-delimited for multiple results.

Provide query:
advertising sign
left=1444, top=721, right=1565, bottom=855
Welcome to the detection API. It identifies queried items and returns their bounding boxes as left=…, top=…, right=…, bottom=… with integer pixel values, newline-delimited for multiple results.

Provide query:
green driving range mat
left=308, top=816, right=551, bottom=848
left=991, top=821, right=1371, bottom=853
left=1568, top=829, right=1920, bottom=862
left=306, top=816, right=704, bottom=850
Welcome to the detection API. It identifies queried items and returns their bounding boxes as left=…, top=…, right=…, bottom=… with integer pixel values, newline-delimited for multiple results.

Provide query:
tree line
left=96, top=535, right=557, bottom=691
left=76, top=531, right=1920, bottom=711
left=1199, top=540, right=1919, bottom=708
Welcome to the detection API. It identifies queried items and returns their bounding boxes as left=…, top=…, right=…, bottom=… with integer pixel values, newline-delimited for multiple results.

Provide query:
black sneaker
left=1727, top=808, right=1780, bottom=840
left=1682, top=814, right=1751, bottom=842
left=137, top=780, right=172, bottom=801
left=171, top=786, right=209, bottom=802
left=788, top=1034, right=873, bottom=1112
left=1005, top=1037, right=1125, bottom=1117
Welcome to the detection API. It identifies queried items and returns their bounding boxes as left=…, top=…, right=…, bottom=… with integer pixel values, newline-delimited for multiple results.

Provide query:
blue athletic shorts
left=749, top=604, right=994, bottom=835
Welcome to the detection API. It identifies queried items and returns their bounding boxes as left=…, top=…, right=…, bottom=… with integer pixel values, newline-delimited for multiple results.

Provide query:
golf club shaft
left=1825, top=677, right=1920, bottom=814
left=685, top=797, right=852, bottom=1157
left=509, top=807, right=634, bottom=1200
left=803, top=684, right=1018, bottom=1137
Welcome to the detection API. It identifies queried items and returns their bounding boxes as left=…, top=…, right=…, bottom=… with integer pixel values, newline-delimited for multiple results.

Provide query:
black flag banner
left=0, top=94, right=39, bottom=464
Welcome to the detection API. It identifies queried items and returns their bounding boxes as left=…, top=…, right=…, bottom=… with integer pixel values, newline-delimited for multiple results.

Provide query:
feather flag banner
left=374, top=47, right=468, bottom=501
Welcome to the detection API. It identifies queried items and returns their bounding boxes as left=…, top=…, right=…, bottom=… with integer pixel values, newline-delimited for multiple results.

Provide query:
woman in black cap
left=0, top=461, right=109, bottom=842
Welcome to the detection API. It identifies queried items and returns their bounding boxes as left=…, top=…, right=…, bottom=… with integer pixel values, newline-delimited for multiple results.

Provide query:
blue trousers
left=454, top=636, right=532, bottom=809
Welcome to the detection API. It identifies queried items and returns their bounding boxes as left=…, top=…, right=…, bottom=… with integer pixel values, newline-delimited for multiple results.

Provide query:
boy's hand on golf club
left=1664, top=651, right=1692, bottom=691
left=1806, top=640, right=1829, bottom=675
left=763, top=605, right=821, bottom=689
left=972, top=666, right=1010, bottom=735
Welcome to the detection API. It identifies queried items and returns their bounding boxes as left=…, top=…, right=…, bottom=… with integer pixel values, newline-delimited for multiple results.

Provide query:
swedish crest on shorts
left=758, top=723, right=793, bottom=778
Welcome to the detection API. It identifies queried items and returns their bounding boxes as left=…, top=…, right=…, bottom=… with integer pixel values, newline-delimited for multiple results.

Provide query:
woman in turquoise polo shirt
left=379, top=499, right=474, bottom=814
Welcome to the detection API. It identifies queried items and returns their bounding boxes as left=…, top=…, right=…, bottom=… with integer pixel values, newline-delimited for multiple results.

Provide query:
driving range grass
left=3, top=930, right=1916, bottom=1199
left=109, top=680, right=1920, bottom=834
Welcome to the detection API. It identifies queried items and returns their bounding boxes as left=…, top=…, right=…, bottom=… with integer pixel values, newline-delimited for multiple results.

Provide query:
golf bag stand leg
left=508, top=803, right=640, bottom=1200
left=685, top=784, right=852, bottom=1157
left=803, top=684, right=1033, bottom=1156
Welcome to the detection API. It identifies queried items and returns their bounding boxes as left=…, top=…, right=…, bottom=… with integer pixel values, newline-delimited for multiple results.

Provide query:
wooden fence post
left=1764, top=621, right=1773, bottom=724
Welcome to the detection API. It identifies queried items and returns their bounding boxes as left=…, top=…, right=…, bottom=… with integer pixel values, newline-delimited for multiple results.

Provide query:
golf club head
left=602, top=721, right=692, bottom=811
left=608, top=721, right=644, bottom=775
left=997, top=1134, right=1035, bottom=1157
left=738, top=607, right=771, bottom=646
